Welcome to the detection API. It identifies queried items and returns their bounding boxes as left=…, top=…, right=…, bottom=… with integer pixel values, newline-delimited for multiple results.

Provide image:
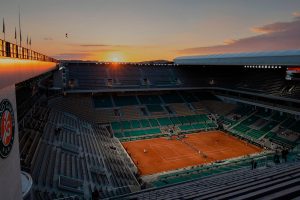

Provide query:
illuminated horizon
left=1, top=0, right=300, bottom=62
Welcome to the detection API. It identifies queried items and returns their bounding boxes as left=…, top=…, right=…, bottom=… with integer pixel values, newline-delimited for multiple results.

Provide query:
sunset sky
left=1, top=0, right=300, bottom=61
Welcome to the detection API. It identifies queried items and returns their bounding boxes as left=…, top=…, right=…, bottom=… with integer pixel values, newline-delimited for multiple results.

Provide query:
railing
left=0, top=38, right=57, bottom=62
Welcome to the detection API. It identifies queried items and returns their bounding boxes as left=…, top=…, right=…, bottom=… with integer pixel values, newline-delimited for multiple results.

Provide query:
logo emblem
left=0, top=99, right=15, bottom=158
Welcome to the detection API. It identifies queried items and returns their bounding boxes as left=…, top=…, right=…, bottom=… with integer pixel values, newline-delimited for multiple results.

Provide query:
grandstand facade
left=0, top=38, right=58, bottom=200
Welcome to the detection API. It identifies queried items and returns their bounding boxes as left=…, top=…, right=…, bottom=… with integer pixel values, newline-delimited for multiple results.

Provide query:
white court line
left=163, top=154, right=200, bottom=162
left=147, top=133, right=244, bottom=163
left=149, top=143, right=200, bottom=162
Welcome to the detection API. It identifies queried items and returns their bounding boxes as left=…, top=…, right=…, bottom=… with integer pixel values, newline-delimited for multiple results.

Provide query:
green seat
left=170, top=117, right=182, bottom=125
left=146, top=128, right=161, bottom=135
left=114, top=132, right=124, bottom=138
left=206, top=123, right=217, bottom=128
left=185, top=115, right=197, bottom=124
left=157, top=117, right=173, bottom=126
left=149, top=118, right=159, bottom=127
left=140, top=119, right=151, bottom=128
left=195, top=114, right=209, bottom=123
left=111, top=122, right=121, bottom=131
left=121, top=121, right=131, bottom=130
left=178, top=116, right=189, bottom=124
left=242, top=115, right=260, bottom=126
left=179, top=124, right=194, bottom=131
left=247, top=129, right=265, bottom=139
left=131, top=120, right=141, bottom=129
left=147, top=104, right=164, bottom=112
left=192, top=123, right=206, bottom=130
left=123, top=128, right=161, bottom=137
left=261, top=121, right=278, bottom=132
left=233, top=124, right=251, bottom=134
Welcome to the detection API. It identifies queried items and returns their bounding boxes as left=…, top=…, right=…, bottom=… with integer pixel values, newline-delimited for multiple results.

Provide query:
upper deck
left=0, top=39, right=58, bottom=89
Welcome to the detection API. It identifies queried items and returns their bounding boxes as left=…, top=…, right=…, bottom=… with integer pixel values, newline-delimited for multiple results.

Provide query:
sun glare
left=106, top=52, right=125, bottom=62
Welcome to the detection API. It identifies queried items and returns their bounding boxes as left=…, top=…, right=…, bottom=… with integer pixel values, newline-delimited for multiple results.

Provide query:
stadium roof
left=174, top=49, right=300, bottom=66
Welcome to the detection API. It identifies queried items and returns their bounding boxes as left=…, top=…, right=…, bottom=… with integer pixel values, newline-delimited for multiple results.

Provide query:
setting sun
left=106, top=52, right=125, bottom=62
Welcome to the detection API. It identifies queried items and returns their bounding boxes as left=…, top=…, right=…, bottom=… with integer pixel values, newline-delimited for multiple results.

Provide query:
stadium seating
left=140, top=119, right=151, bottom=128
left=218, top=116, right=235, bottom=126
left=65, top=63, right=300, bottom=100
left=178, top=91, right=198, bottom=103
left=123, top=128, right=161, bottom=138
left=147, top=104, right=165, bottom=113
left=111, top=113, right=215, bottom=139
left=93, top=95, right=113, bottom=108
left=281, top=117, right=296, bottom=128
left=113, top=95, right=139, bottom=107
left=19, top=106, right=50, bottom=170
left=242, top=115, right=260, bottom=126
left=111, top=121, right=122, bottom=131
left=131, top=120, right=141, bottom=129
left=149, top=118, right=159, bottom=127
left=16, top=60, right=300, bottom=200
left=265, top=132, right=297, bottom=148
left=20, top=107, right=140, bottom=199
left=232, top=124, right=251, bottom=134
left=170, top=116, right=181, bottom=125
left=120, top=106, right=141, bottom=120
left=271, top=112, right=287, bottom=122
left=192, top=123, right=207, bottom=130
left=169, top=103, right=194, bottom=115
left=161, top=93, right=184, bottom=104
left=261, top=121, right=279, bottom=132
left=157, top=117, right=173, bottom=126
left=246, top=129, right=266, bottom=140
left=179, top=124, right=195, bottom=132
left=290, top=122, right=300, bottom=133
left=138, top=95, right=162, bottom=104
left=153, top=153, right=273, bottom=187
left=223, top=108, right=300, bottom=149
left=112, top=155, right=300, bottom=200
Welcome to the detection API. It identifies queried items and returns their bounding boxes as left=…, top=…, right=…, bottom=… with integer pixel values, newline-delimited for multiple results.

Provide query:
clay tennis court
left=122, top=131, right=262, bottom=175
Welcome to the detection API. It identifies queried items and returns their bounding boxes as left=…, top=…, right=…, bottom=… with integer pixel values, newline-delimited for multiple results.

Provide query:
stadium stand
left=93, top=95, right=113, bottom=108
left=110, top=113, right=216, bottom=139
left=112, top=161, right=300, bottom=200
left=113, top=95, right=139, bottom=107
left=15, top=60, right=300, bottom=199
left=19, top=106, right=140, bottom=199
left=64, top=63, right=300, bottom=100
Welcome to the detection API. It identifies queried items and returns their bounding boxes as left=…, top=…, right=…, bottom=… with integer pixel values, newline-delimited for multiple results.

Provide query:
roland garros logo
left=0, top=99, right=15, bottom=158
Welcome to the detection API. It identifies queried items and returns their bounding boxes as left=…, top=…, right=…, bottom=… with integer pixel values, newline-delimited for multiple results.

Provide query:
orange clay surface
left=122, top=131, right=262, bottom=175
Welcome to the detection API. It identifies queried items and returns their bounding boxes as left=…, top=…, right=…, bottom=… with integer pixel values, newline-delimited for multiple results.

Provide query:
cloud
left=53, top=52, right=90, bottom=60
left=293, top=12, right=300, bottom=17
left=250, top=20, right=297, bottom=34
left=72, top=43, right=132, bottom=48
left=43, top=37, right=53, bottom=41
left=223, top=39, right=237, bottom=45
left=73, top=43, right=157, bottom=50
left=79, top=44, right=110, bottom=47
left=178, top=12, right=300, bottom=55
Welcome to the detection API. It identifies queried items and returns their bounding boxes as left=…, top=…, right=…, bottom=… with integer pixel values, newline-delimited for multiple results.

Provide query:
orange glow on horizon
left=87, top=47, right=176, bottom=62
left=105, top=52, right=125, bottom=62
